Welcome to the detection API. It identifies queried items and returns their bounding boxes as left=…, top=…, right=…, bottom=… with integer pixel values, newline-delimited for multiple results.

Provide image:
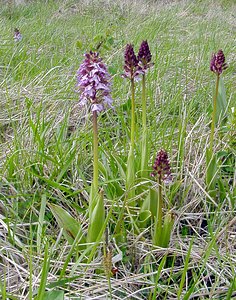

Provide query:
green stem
left=157, top=175, right=163, bottom=229
left=93, top=110, right=99, bottom=192
left=209, top=74, right=220, bottom=153
left=131, top=78, right=135, bottom=150
left=142, top=74, right=146, bottom=130
left=153, top=175, right=163, bottom=246
left=141, top=74, right=148, bottom=178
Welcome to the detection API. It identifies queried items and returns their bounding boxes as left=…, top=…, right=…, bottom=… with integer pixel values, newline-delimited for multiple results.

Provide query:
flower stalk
left=140, top=74, right=148, bottom=178
left=92, top=110, right=99, bottom=193
left=209, top=73, right=220, bottom=153
left=131, top=78, right=135, bottom=150
left=122, top=44, right=143, bottom=203
left=209, top=49, right=227, bottom=152
left=138, top=40, right=153, bottom=178
left=206, top=50, right=228, bottom=198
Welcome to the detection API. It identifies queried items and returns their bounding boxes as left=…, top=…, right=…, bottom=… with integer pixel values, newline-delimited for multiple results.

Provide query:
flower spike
left=210, top=49, right=228, bottom=75
left=122, top=44, right=143, bottom=80
left=138, top=40, right=153, bottom=71
left=151, top=150, right=172, bottom=183
left=77, top=51, right=113, bottom=112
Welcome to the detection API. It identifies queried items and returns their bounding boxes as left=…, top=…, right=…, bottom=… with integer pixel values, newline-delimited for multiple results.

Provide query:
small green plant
left=150, top=149, right=175, bottom=247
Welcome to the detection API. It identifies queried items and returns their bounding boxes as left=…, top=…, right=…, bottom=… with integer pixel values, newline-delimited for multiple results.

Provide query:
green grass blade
left=37, top=194, right=47, bottom=254
left=35, top=242, right=50, bottom=300
left=177, top=239, right=194, bottom=299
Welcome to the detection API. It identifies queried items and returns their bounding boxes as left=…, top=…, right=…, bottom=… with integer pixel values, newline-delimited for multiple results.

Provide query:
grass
left=0, top=0, right=236, bottom=299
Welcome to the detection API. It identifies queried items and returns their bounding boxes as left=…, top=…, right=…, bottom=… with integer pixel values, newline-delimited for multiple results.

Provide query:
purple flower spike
left=77, top=51, right=113, bottom=113
left=14, top=28, right=22, bottom=42
left=210, top=49, right=228, bottom=75
left=138, top=40, right=153, bottom=71
left=151, top=150, right=172, bottom=183
left=122, top=44, right=143, bottom=80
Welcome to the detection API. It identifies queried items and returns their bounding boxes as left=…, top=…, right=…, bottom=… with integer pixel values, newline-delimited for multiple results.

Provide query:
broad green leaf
left=48, top=203, right=85, bottom=246
left=137, top=210, right=151, bottom=228
left=149, top=188, right=158, bottom=218
left=153, top=215, right=162, bottom=247
left=43, top=290, right=64, bottom=300
left=46, top=277, right=79, bottom=289
left=217, top=178, right=226, bottom=201
left=141, top=187, right=158, bottom=220
left=126, top=147, right=135, bottom=202
left=87, top=190, right=105, bottom=244
left=215, top=77, right=227, bottom=126
left=161, top=212, right=175, bottom=248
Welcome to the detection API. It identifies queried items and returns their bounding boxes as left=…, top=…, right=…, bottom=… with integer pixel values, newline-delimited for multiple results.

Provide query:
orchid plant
left=49, top=51, right=113, bottom=247
left=122, top=44, right=143, bottom=204
left=206, top=50, right=228, bottom=199
left=151, top=150, right=175, bottom=247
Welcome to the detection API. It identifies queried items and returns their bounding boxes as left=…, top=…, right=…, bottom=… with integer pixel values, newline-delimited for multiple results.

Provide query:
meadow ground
left=0, top=0, right=236, bottom=299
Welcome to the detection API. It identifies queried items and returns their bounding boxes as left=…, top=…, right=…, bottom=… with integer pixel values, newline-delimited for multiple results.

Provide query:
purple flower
left=151, top=150, right=172, bottom=183
left=14, top=28, right=22, bottom=42
left=210, top=49, right=228, bottom=75
left=122, top=44, right=143, bottom=80
left=138, top=40, right=153, bottom=71
left=77, top=51, right=113, bottom=112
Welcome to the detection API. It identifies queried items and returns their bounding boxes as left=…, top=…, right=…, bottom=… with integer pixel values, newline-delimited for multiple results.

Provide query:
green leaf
left=46, top=277, right=79, bottom=289
left=216, top=77, right=227, bottom=126
left=141, top=187, right=159, bottom=221
left=177, top=238, right=194, bottom=299
left=149, top=188, right=158, bottom=218
left=35, top=243, right=50, bottom=300
left=126, top=147, right=135, bottom=203
left=87, top=190, right=105, bottom=244
left=42, top=290, right=64, bottom=300
left=48, top=203, right=85, bottom=246
left=217, top=178, right=226, bottom=201
left=137, top=210, right=151, bottom=228
left=161, top=212, right=175, bottom=248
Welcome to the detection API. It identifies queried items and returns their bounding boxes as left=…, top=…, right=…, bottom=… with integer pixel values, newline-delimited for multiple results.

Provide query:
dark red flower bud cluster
left=210, top=49, right=228, bottom=75
left=151, top=149, right=172, bottom=183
